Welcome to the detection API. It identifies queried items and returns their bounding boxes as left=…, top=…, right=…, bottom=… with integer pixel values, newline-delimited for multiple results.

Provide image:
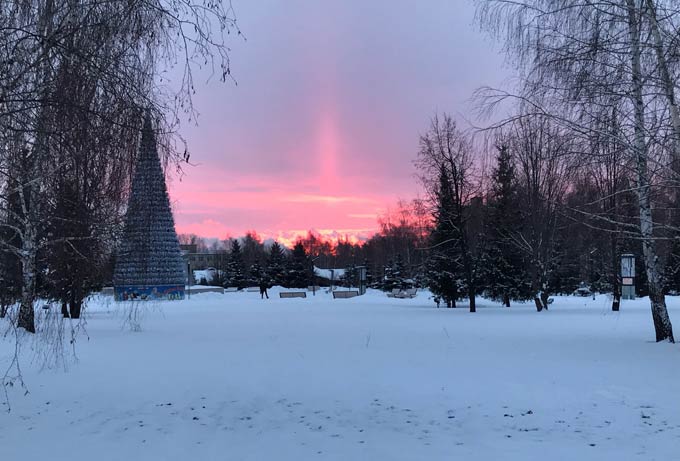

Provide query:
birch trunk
left=627, top=0, right=675, bottom=342
left=17, top=222, right=36, bottom=333
left=530, top=255, right=546, bottom=311
left=645, top=0, right=680, bottom=174
left=611, top=233, right=621, bottom=311
left=16, top=0, right=56, bottom=334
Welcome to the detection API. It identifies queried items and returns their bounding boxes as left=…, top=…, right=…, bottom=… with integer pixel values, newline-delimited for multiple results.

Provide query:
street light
left=311, top=256, right=321, bottom=296
left=187, top=261, right=191, bottom=299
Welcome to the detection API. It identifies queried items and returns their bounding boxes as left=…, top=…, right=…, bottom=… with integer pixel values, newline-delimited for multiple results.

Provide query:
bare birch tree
left=502, top=115, right=574, bottom=311
left=0, top=0, right=239, bottom=333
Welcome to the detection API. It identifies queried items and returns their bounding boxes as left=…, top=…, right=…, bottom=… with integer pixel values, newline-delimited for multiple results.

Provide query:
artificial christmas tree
left=113, top=115, right=186, bottom=300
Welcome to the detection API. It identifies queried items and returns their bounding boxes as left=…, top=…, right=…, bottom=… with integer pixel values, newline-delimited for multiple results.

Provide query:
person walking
left=259, top=279, right=269, bottom=299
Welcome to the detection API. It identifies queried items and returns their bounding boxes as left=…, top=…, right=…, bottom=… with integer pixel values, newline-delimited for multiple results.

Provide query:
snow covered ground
left=1, top=289, right=679, bottom=460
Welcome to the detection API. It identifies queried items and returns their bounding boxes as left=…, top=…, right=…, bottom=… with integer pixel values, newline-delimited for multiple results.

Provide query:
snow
left=193, top=268, right=218, bottom=284
left=1, top=290, right=679, bottom=460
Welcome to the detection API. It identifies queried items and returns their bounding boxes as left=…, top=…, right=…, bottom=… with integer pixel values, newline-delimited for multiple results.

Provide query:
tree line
left=180, top=215, right=431, bottom=291
left=418, top=113, right=644, bottom=313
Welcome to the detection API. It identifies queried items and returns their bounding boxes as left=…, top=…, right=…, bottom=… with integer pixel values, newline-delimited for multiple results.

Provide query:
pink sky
left=167, top=0, right=507, bottom=245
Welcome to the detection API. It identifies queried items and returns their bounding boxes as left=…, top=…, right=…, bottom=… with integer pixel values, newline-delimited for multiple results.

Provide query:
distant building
left=180, top=244, right=226, bottom=270
left=180, top=244, right=197, bottom=254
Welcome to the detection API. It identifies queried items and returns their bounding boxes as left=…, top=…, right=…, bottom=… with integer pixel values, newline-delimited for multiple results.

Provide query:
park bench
left=387, top=288, right=417, bottom=299
left=397, top=288, right=418, bottom=298
left=246, top=287, right=260, bottom=292
left=386, top=288, right=401, bottom=298
left=307, top=285, right=321, bottom=291
left=224, top=287, right=238, bottom=292
left=279, top=291, right=307, bottom=298
left=332, top=290, right=359, bottom=299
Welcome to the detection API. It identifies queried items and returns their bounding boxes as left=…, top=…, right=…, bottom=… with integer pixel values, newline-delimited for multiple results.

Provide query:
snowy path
left=1, top=290, right=679, bottom=460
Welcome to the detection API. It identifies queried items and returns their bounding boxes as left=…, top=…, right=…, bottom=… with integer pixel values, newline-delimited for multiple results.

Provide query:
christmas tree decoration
left=113, top=114, right=186, bottom=300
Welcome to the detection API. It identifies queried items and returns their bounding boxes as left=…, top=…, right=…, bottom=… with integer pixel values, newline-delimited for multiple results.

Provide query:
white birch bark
left=645, top=0, right=680, bottom=174
left=626, top=0, right=675, bottom=342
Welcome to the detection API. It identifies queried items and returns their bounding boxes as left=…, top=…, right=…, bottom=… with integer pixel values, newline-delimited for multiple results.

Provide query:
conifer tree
left=343, top=264, right=358, bottom=288
left=417, top=115, right=479, bottom=312
left=362, top=258, right=375, bottom=289
left=47, top=179, right=95, bottom=317
left=0, top=184, right=22, bottom=317
left=226, top=239, right=247, bottom=288
left=426, top=164, right=460, bottom=307
left=286, top=242, right=310, bottom=288
left=267, top=241, right=287, bottom=286
left=249, top=262, right=265, bottom=287
left=663, top=238, right=680, bottom=294
left=481, top=146, right=532, bottom=306
left=382, top=260, right=397, bottom=291
left=394, top=254, right=407, bottom=283
left=113, top=115, right=186, bottom=299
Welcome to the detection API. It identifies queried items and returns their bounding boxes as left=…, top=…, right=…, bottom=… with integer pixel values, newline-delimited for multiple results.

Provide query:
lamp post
left=311, top=256, right=320, bottom=296
left=187, top=261, right=191, bottom=299
left=589, top=248, right=599, bottom=300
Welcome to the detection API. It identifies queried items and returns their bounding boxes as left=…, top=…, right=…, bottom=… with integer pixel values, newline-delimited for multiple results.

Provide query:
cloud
left=177, top=219, right=232, bottom=239
left=347, top=213, right=378, bottom=219
left=280, top=194, right=377, bottom=205
left=271, top=228, right=376, bottom=249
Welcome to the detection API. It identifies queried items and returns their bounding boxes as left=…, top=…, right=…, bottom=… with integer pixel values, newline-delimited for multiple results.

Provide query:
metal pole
left=187, top=262, right=191, bottom=299
left=312, top=256, right=320, bottom=296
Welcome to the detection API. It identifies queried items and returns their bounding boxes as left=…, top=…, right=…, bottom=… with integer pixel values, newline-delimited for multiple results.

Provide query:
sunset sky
left=168, top=0, right=508, bottom=246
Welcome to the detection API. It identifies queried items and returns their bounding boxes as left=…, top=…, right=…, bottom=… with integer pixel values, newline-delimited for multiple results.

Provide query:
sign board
left=622, top=277, right=634, bottom=286
left=621, top=254, right=635, bottom=278
left=114, top=285, right=185, bottom=301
